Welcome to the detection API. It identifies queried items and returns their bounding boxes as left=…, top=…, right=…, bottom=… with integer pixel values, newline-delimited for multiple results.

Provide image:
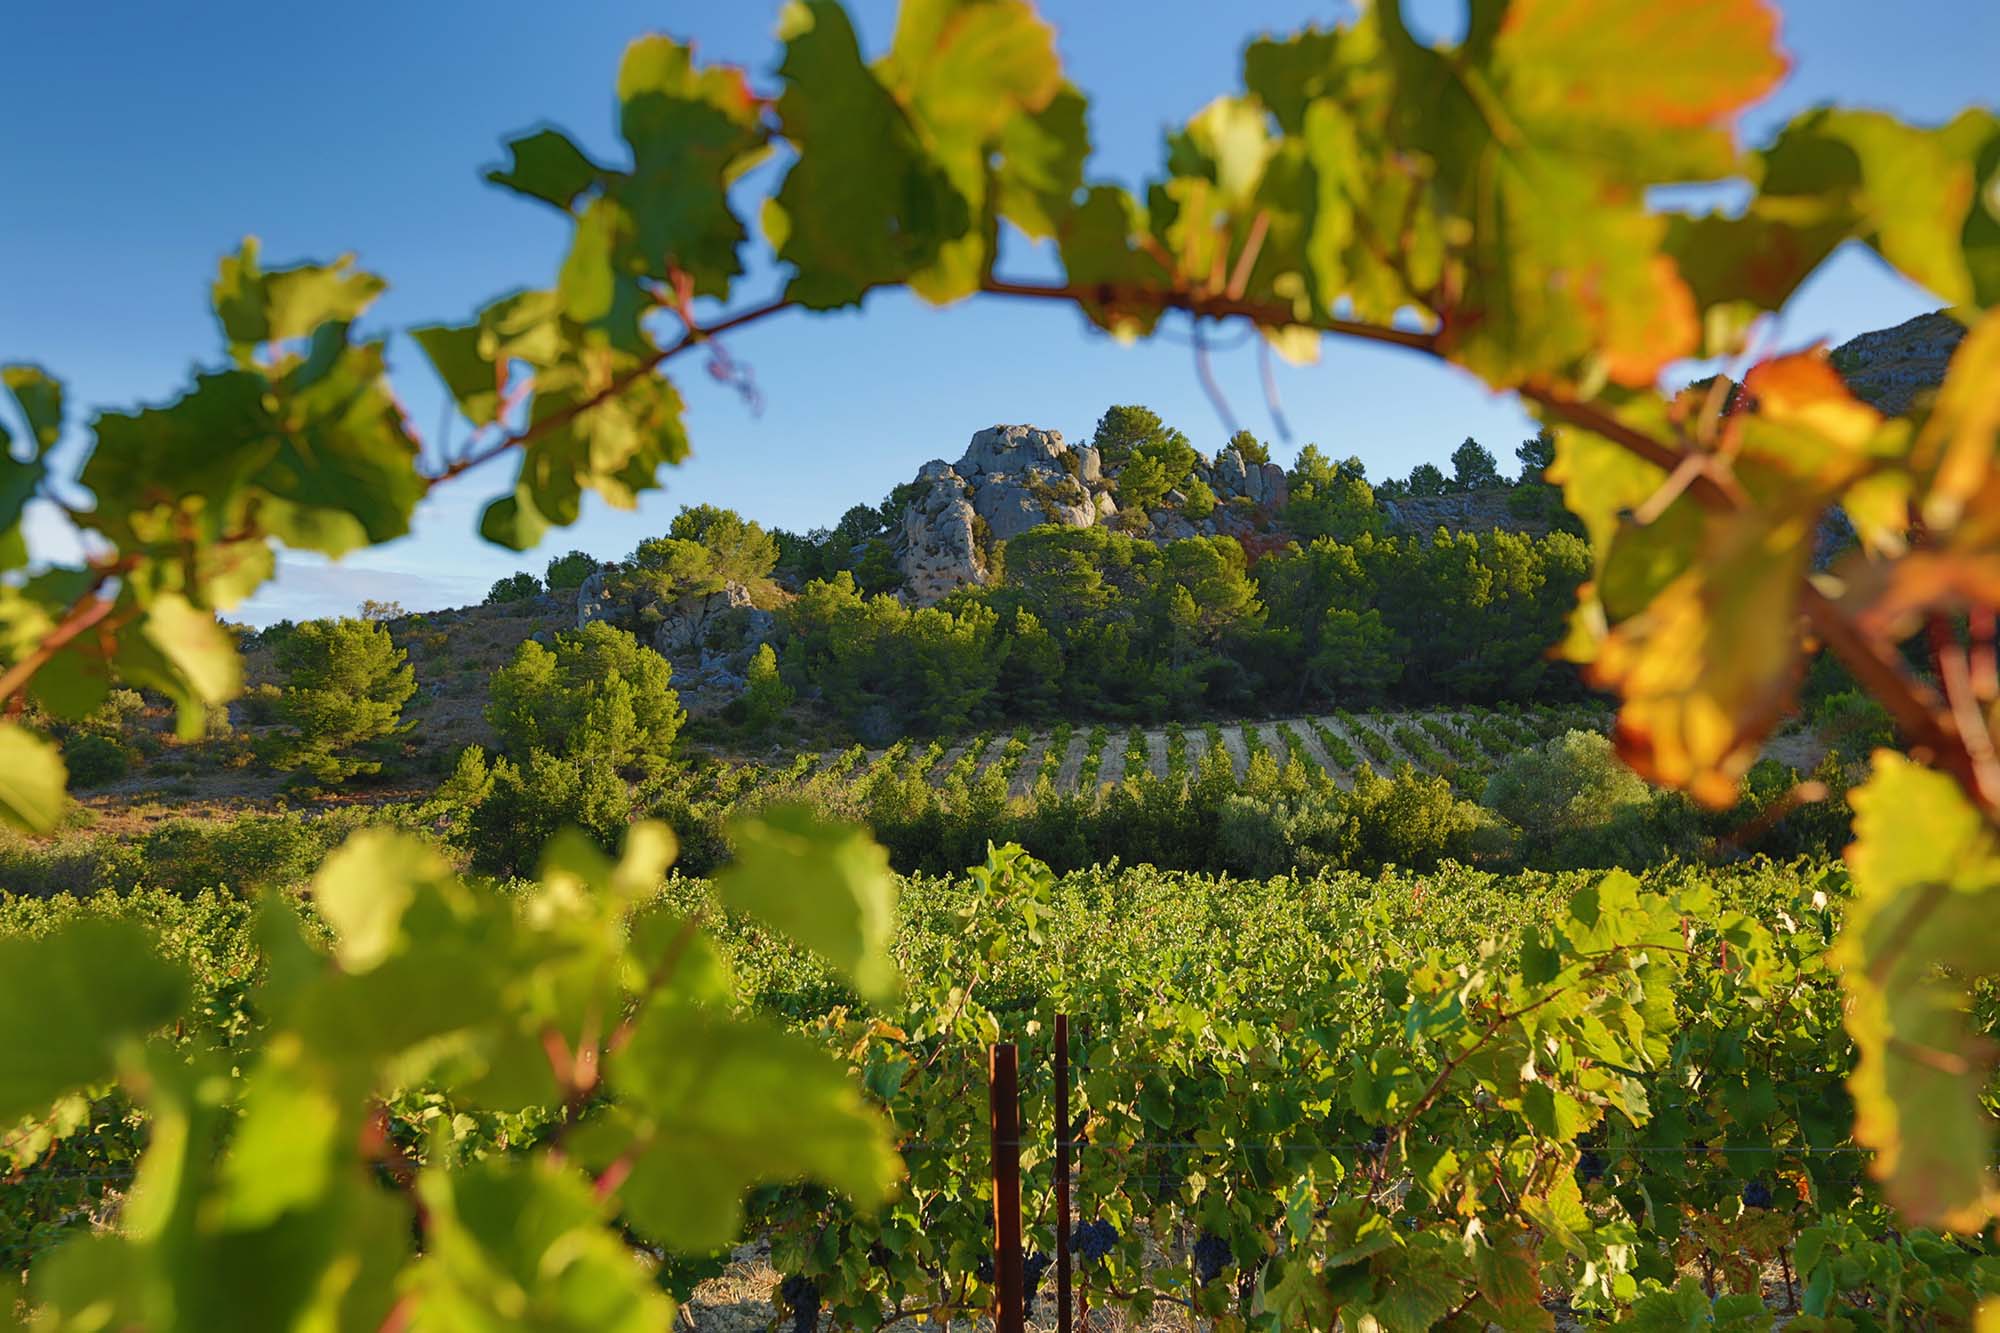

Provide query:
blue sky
left=3, top=1, right=1994, bottom=623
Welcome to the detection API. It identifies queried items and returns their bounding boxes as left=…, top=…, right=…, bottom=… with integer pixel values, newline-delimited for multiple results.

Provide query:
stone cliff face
left=896, top=424, right=1289, bottom=604
left=885, top=316, right=1966, bottom=604
left=1829, top=310, right=1966, bottom=414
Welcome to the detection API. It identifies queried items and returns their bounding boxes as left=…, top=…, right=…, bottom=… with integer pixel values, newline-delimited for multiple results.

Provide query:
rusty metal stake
left=1055, top=1014, right=1072, bottom=1333
left=990, top=1042, right=1024, bottom=1333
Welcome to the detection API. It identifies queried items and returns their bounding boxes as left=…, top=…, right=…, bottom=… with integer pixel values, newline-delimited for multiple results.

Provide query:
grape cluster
left=1023, top=1251, right=1052, bottom=1313
left=778, top=1275, right=820, bottom=1333
left=975, top=1253, right=996, bottom=1284
left=1577, top=1150, right=1605, bottom=1182
left=1741, top=1179, right=1774, bottom=1210
left=1071, top=1219, right=1119, bottom=1261
left=1192, top=1232, right=1230, bottom=1284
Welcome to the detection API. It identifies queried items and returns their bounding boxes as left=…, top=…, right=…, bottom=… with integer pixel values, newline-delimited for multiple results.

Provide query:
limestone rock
left=1214, top=448, right=1249, bottom=497
left=1258, top=463, right=1289, bottom=510
left=1076, top=445, right=1102, bottom=483
left=575, top=568, right=616, bottom=629
left=900, top=466, right=988, bottom=605
left=652, top=582, right=773, bottom=658
left=1831, top=310, right=1966, bottom=415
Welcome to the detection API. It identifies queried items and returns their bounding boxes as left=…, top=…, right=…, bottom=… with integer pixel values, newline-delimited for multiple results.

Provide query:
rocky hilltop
left=1829, top=309, right=1966, bottom=414
left=898, top=424, right=1289, bottom=604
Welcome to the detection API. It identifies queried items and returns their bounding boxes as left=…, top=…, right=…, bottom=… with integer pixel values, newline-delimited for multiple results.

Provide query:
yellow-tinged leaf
left=0, top=721, right=66, bottom=833
left=1915, top=308, right=2000, bottom=532
left=1497, top=0, right=1787, bottom=133
left=716, top=805, right=899, bottom=1002
left=312, top=829, right=462, bottom=973
left=1833, top=753, right=2000, bottom=1230
left=1742, top=352, right=1883, bottom=459
left=1587, top=510, right=1812, bottom=806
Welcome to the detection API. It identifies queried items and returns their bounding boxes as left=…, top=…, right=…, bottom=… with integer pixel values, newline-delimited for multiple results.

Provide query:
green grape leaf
left=311, top=828, right=463, bottom=973
left=0, top=721, right=67, bottom=833
left=716, top=805, right=898, bottom=1002
left=212, top=236, right=387, bottom=351
left=113, top=593, right=242, bottom=739
left=1833, top=753, right=2000, bottom=1231
left=611, top=34, right=766, bottom=300
left=1055, top=185, right=1172, bottom=338
left=764, top=0, right=969, bottom=309
left=491, top=365, right=689, bottom=548
left=1245, top=27, right=1347, bottom=136
left=876, top=0, right=1064, bottom=301
left=0, top=918, right=188, bottom=1121
left=1761, top=107, right=1999, bottom=308
left=585, top=1003, right=899, bottom=1250
left=410, top=1157, right=675, bottom=1331
left=486, top=126, right=603, bottom=211
left=83, top=346, right=423, bottom=569
left=410, top=320, right=505, bottom=427
left=480, top=486, right=552, bottom=551
left=2, top=364, right=65, bottom=453
left=994, top=84, right=1089, bottom=241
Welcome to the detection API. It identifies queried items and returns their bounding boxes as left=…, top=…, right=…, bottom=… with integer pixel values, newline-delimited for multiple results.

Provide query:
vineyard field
left=6, top=853, right=1991, bottom=1329
left=811, top=705, right=1620, bottom=798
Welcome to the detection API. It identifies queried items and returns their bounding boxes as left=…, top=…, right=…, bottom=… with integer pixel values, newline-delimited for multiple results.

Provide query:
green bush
left=62, top=734, right=129, bottom=788
left=742, top=642, right=793, bottom=733
left=485, top=571, right=543, bottom=604
left=544, top=549, right=600, bottom=592
left=465, top=748, right=633, bottom=877
left=268, top=618, right=416, bottom=783
left=486, top=622, right=683, bottom=775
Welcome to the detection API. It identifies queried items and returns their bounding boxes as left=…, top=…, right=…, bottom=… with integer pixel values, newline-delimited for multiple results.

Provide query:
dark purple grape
left=1742, top=1179, right=1774, bottom=1209
left=1070, top=1219, right=1118, bottom=1262
left=779, top=1275, right=819, bottom=1333
left=1023, top=1251, right=1052, bottom=1312
left=1192, top=1232, right=1230, bottom=1284
left=975, top=1253, right=995, bottom=1284
left=1578, top=1151, right=1605, bottom=1182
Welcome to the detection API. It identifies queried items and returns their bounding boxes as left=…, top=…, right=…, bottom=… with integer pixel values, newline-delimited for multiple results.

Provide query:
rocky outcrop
left=901, top=462, right=989, bottom=605
left=652, top=581, right=774, bottom=657
left=895, top=426, right=1300, bottom=604
left=575, top=568, right=616, bottom=629
left=1830, top=310, right=1965, bottom=414
left=900, top=426, right=1113, bottom=603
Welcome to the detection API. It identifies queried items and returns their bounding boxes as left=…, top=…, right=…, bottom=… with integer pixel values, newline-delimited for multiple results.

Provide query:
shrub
left=466, top=749, right=633, bottom=877
left=268, top=618, right=416, bottom=783
left=544, top=549, right=600, bottom=592
left=486, top=622, right=683, bottom=775
left=1182, top=477, right=1217, bottom=520
left=241, top=682, right=284, bottom=725
left=61, top=734, right=129, bottom=788
left=743, top=642, right=794, bottom=733
left=485, top=571, right=543, bottom=605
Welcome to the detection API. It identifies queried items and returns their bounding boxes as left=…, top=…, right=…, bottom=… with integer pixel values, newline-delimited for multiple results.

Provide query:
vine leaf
left=612, top=35, right=767, bottom=301
left=409, top=1157, right=677, bottom=1329
left=211, top=237, right=387, bottom=354
left=580, top=1003, right=901, bottom=1250
left=716, top=805, right=899, bottom=1002
left=764, top=0, right=970, bottom=309
left=0, top=919, right=188, bottom=1122
left=877, top=0, right=1065, bottom=302
left=486, top=127, right=604, bottom=212
left=0, top=721, right=67, bottom=833
left=1834, top=753, right=2000, bottom=1232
